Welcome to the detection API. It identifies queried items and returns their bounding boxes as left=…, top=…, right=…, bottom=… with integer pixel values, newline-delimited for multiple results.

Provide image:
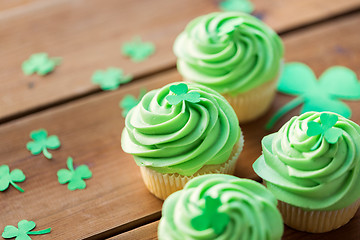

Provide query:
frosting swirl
left=174, top=12, right=284, bottom=95
left=158, top=174, right=284, bottom=240
left=253, top=112, right=360, bottom=210
left=121, top=82, right=241, bottom=176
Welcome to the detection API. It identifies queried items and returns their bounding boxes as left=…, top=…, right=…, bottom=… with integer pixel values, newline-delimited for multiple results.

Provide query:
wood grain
left=1, top=0, right=360, bottom=121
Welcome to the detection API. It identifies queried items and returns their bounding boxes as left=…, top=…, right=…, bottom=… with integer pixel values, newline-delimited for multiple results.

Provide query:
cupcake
left=158, top=174, right=284, bottom=240
left=253, top=111, right=360, bottom=233
left=174, top=12, right=284, bottom=123
left=121, top=82, right=243, bottom=200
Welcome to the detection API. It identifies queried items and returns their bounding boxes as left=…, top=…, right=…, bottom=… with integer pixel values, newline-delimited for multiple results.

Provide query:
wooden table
left=1, top=0, right=360, bottom=239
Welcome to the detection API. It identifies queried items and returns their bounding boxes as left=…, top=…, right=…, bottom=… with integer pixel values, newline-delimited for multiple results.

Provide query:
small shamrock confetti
left=26, top=129, right=61, bottom=159
left=191, top=196, right=229, bottom=234
left=119, top=88, right=147, bottom=117
left=2, top=220, right=51, bottom=240
left=166, top=83, right=200, bottom=105
left=219, top=0, right=254, bottom=14
left=0, top=165, right=25, bottom=193
left=22, top=53, right=61, bottom=76
left=307, top=113, right=343, bottom=150
left=122, top=37, right=155, bottom=62
left=266, top=63, right=360, bottom=130
left=57, top=157, right=92, bottom=191
left=92, top=67, right=132, bottom=91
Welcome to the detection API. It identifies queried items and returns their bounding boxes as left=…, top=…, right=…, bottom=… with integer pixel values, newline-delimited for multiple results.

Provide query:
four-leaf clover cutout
left=191, top=196, right=230, bottom=234
left=307, top=113, right=343, bottom=150
left=22, top=53, right=61, bottom=76
left=219, top=0, right=254, bottom=14
left=92, top=67, right=132, bottom=91
left=2, top=220, right=51, bottom=240
left=166, top=83, right=200, bottom=105
left=122, top=37, right=155, bottom=62
left=26, top=129, right=61, bottom=159
left=57, top=157, right=92, bottom=191
left=0, top=165, right=26, bottom=193
left=119, top=88, right=147, bottom=117
left=266, top=63, right=360, bottom=129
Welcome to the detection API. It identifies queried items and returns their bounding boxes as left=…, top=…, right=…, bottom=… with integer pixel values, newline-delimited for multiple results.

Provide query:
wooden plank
left=1, top=0, right=360, bottom=121
left=110, top=221, right=159, bottom=240
left=1, top=11, right=360, bottom=240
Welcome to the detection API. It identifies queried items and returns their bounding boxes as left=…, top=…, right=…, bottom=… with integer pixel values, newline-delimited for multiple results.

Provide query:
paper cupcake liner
left=139, top=136, right=244, bottom=200
left=222, top=77, right=278, bottom=123
left=278, top=198, right=360, bottom=233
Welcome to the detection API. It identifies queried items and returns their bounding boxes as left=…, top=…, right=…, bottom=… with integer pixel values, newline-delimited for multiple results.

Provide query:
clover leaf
left=26, top=129, right=61, bottom=159
left=0, top=165, right=26, bottom=193
left=266, top=63, right=360, bottom=129
left=166, top=83, right=200, bottom=105
left=2, top=220, right=51, bottom=240
left=119, top=88, right=147, bottom=117
left=92, top=67, right=132, bottom=91
left=219, top=0, right=254, bottom=13
left=57, top=157, right=92, bottom=191
left=191, top=196, right=229, bottom=235
left=122, top=37, right=155, bottom=62
left=22, top=53, right=61, bottom=76
left=307, top=113, right=343, bottom=150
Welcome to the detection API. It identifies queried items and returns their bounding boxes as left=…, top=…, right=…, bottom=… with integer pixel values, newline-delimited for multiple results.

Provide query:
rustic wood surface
left=1, top=0, right=360, bottom=122
left=1, top=0, right=360, bottom=239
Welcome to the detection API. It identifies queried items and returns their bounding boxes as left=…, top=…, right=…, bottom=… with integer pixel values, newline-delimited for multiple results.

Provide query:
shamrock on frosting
left=2, top=220, right=51, bottom=240
left=26, top=129, right=61, bottom=159
left=57, top=157, right=92, bottom=191
left=191, top=196, right=229, bottom=234
left=119, top=88, right=147, bottom=117
left=0, top=165, right=25, bottom=193
left=166, top=83, right=200, bottom=105
left=22, top=53, right=61, bottom=76
left=266, top=63, right=360, bottom=129
left=219, top=0, right=254, bottom=14
left=92, top=67, right=132, bottom=91
left=307, top=113, right=343, bottom=150
left=122, top=37, right=155, bottom=62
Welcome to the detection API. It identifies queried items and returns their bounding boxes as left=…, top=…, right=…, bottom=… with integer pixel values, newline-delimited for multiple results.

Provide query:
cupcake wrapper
left=139, top=136, right=244, bottom=200
left=278, top=198, right=360, bottom=233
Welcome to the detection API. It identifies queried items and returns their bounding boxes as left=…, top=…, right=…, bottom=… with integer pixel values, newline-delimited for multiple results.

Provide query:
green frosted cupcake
left=253, top=112, right=360, bottom=232
left=174, top=12, right=284, bottom=122
left=121, top=82, right=243, bottom=200
left=158, top=174, right=284, bottom=240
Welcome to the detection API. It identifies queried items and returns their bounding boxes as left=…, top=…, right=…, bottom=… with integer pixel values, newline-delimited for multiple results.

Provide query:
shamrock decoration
left=0, top=165, right=25, bottom=193
left=266, top=63, right=360, bottom=129
left=92, top=67, right=132, bottom=91
left=57, top=157, right=92, bottom=191
left=122, top=36, right=155, bottom=62
left=119, top=88, right=147, bottom=117
left=307, top=113, right=343, bottom=150
left=2, top=220, right=51, bottom=240
left=191, top=196, right=229, bottom=234
left=166, top=83, right=200, bottom=105
left=219, top=0, right=254, bottom=13
left=26, top=129, right=61, bottom=159
left=22, top=53, right=61, bottom=76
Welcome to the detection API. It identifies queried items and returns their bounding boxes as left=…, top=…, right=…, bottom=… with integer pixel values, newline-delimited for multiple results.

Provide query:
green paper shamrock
left=57, top=157, right=92, bottom=191
left=307, top=113, right=343, bottom=150
left=219, top=0, right=254, bottom=13
left=119, top=88, right=147, bottom=117
left=166, top=83, right=200, bottom=105
left=266, top=63, right=360, bottom=129
left=92, top=67, right=132, bottom=91
left=191, top=196, right=229, bottom=235
left=122, top=37, right=155, bottom=62
left=22, top=53, right=61, bottom=76
left=0, top=165, right=25, bottom=193
left=2, top=220, right=51, bottom=240
left=26, top=129, right=61, bottom=159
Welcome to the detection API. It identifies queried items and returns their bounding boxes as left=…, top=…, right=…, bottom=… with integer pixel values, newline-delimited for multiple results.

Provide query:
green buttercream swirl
left=121, top=82, right=240, bottom=176
left=174, top=12, right=284, bottom=95
left=158, top=174, right=284, bottom=240
left=253, top=112, right=360, bottom=210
